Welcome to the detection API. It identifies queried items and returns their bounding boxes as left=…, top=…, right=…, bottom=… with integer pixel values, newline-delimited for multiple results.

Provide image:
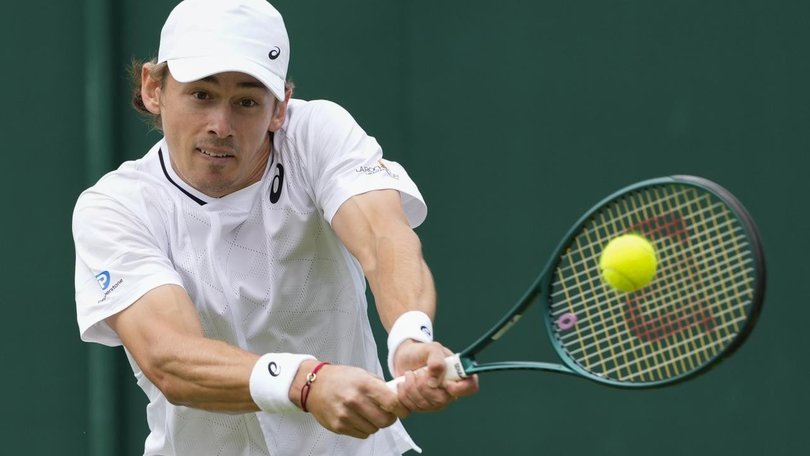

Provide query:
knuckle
left=335, top=409, right=353, bottom=424
left=332, top=420, right=354, bottom=435
left=344, top=392, right=364, bottom=409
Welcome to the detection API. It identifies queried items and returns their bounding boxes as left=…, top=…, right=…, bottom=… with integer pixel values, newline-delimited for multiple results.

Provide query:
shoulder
left=74, top=144, right=166, bottom=225
left=286, top=98, right=354, bottom=122
left=281, top=99, right=361, bottom=140
left=277, top=99, right=372, bottom=158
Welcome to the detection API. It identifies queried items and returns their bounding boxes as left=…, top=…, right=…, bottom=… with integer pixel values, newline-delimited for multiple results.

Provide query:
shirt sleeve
left=286, top=100, right=427, bottom=227
left=73, top=187, right=183, bottom=346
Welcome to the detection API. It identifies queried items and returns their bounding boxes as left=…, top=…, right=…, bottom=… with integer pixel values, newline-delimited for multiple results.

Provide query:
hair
left=129, top=58, right=295, bottom=130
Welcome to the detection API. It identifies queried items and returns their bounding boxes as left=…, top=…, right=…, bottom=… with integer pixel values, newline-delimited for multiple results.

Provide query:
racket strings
left=550, top=194, right=739, bottom=279
left=551, top=244, right=753, bottom=332
left=550, top=224, right=751, bottom=306
left=557, top=263, right=753, bottom=353
left=549, top=184, right=757, bottom=384
left=563, top=303, right=748, bottom=377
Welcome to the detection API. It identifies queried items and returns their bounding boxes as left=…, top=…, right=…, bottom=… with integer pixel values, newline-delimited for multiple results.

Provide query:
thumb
left=424, top=348, right=450, bottom=387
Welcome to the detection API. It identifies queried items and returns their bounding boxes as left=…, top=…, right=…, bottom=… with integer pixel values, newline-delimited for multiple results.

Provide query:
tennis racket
left=387, top=175, right=765, bottom=389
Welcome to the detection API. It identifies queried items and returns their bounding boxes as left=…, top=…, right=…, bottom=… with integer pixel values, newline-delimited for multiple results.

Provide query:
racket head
left=541, top=175, right=765, bottom=387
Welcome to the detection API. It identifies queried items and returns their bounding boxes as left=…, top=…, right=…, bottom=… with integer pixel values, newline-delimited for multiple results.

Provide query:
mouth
left=197, top=148, right=235, bottom=159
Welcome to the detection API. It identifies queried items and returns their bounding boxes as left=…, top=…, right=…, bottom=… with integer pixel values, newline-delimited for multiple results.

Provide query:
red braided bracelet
left=300, top=362, right=330, bottom=413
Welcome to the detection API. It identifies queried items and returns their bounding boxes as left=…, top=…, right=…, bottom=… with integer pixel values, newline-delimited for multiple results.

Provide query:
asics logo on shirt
left=269, top=163, right=285, bottom=204
left=268, top=362, right=280, bottom=377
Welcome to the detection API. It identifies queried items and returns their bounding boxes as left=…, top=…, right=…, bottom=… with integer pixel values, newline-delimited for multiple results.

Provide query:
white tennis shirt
left=73, top=99, right=426, bottom=455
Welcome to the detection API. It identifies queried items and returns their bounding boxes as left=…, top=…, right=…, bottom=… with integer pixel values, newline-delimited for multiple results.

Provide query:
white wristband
left=250, top=353, right=315, bottom=413
left=386, top=310, right=434, bottom=377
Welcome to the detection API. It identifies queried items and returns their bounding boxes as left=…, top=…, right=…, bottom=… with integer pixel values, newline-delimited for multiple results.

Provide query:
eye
left=239, top=98, right=259, bottom=108
left=191, top=91, right=210, bottom=100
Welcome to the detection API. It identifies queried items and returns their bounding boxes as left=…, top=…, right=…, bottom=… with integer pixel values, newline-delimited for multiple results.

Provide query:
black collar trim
left=158, top=148, right=207, bottom=206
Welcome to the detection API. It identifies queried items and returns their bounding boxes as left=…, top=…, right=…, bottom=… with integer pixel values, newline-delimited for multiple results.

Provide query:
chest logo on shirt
left=269, top=163, right=285, bottom=204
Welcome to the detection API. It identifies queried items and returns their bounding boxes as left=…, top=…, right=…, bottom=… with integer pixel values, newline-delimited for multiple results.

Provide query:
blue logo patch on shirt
left=96, top=271, right=111, bottom=290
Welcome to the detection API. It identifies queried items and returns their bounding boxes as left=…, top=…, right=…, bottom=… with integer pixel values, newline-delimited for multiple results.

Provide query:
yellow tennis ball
left=599, top=233, right=658, bottom=292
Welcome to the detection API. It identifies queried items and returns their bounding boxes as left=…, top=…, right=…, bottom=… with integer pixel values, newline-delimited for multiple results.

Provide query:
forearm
left=144, top=334, right=261, bottom=411
left=331, top=190, right=437, bottom=329
left=364, top=226, right=436, bottom=330
left=108, top=284, right=312, bottom=413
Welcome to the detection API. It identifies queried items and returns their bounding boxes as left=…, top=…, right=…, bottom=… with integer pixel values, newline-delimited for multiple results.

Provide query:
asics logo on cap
left=267, top=361, right=280, bottom=377
left=268, top=46, right=281, bottom=60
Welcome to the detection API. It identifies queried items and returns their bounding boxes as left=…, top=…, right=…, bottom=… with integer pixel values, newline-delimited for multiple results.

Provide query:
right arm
left=106, top=284, right=260, bottom=411
left=107, top=283, right=408, bottom=438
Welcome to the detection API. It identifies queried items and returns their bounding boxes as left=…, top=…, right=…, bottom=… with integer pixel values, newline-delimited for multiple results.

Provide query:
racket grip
left=385, top=353, right=465, bottom=392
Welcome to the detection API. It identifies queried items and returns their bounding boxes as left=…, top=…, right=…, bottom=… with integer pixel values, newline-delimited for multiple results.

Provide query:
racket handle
left=385, top=353, right=465, bottom=392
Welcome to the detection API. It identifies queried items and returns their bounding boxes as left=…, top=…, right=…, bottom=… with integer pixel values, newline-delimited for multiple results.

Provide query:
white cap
left=158, top=0, right=289, bottom=101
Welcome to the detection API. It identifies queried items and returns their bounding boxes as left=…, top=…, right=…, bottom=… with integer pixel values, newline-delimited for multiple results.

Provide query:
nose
left=207, top=105, right=234, bottom=138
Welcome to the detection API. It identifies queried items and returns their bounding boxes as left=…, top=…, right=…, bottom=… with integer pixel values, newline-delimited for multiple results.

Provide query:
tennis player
left=72, top=0, right=477, bottom=454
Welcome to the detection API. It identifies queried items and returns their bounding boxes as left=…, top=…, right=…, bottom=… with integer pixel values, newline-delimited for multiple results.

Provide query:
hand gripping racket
left=388, top=175, right=765, bottom=389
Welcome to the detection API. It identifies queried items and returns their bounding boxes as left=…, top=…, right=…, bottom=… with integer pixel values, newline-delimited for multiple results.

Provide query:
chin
left=191, top=178, right=231, bottom=197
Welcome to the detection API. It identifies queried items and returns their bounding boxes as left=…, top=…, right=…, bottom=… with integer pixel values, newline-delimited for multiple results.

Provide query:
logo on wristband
left=268, top=361, right=280, bottom=377
left=420, top=325, right=432, bottom=338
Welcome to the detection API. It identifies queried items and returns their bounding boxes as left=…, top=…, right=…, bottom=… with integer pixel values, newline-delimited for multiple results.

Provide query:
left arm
left=332, top=189, right=434, bottom=330
left=331, top=189, right=478, bottom=411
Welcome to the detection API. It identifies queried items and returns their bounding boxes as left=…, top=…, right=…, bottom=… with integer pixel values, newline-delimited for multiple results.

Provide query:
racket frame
left=454, top=175, right=766, bottom=388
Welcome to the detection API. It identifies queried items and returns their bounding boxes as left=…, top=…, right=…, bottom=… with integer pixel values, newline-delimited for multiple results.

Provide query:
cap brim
left=167, top=56, right=285, bottom=101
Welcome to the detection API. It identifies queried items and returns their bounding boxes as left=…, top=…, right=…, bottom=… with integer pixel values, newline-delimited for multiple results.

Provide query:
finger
left=336, top=407, right=379, bottom=439
left=369, top=383, right=410, bottom=419
left=424, top=362, right=444, bottom=388
left=424, top=344, right=452, bottom=387
left=340, top=380, right=400, bottom=429
left=444, top=374, right=480, bottom=398
left=356, top=399, right=400, bottom=429
left=398, top=370, right=433, bottom=410
left=409, top=369, right=455, bottom=410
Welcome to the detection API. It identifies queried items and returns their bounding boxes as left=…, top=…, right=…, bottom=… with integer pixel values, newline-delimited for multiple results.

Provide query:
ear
left=268, top=87, right=292, bottom=132
left=141, top=63, right=162, bottom=115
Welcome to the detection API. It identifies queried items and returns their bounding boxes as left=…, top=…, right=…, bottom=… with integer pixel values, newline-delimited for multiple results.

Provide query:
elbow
left=154, top=373, right=197, bottom=407
left=144, top=366, right=176, bottom=403
left=140, top=356, right=191, bottom=406
left=156, top=377, right=188, bottom=406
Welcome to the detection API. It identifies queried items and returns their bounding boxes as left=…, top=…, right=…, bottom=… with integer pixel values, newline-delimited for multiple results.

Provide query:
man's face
left=145, top=70, right=285, bottom=197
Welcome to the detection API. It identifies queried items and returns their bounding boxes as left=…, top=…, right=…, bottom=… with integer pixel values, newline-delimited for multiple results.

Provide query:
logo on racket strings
left=557, top=312, right=579, bottom=331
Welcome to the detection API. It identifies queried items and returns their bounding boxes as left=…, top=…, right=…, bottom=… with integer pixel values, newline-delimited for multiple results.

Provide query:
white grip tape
left=250, top=353, right=315, bottom=413
left=385, top=353, right=465, bottom=392
left=386, top=310, right=434, bottom=377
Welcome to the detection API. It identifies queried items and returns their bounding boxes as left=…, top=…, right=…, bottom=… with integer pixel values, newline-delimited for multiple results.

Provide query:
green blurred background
left=2, top=0, right=807, bottom=454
